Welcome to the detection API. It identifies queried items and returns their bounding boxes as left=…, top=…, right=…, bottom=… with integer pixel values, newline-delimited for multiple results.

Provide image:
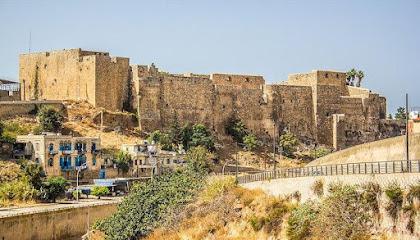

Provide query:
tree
left=394, top=107, right=407, bottom=120
left=225, top=117, right=248, bottom=143
left=169, top=114, right=182, bottom=145
left=243, top=134, right=259, bottom=151
left=190, top=124, right=215, bottom=151
left=279, top=132, right=300, bottom=157
left=148, top=130, right=173, bottom=151
left=356, top=70, right=365, bottom=87
left=39, top=176, right=67, bottom=203
left=92, top=186, right=110, bottom=199
left=185, top=146, right=214, bottom=172
left=180, top=123, right=193, bottom=150
left=346, top=68, right=357, bottom=86
left=114, top=151, right=132, bottom=175
left=147, top=130, right=162, bottom=144
left=18, top=159, right=45, bottom=190
left=37, top=106, right=64, bottom=132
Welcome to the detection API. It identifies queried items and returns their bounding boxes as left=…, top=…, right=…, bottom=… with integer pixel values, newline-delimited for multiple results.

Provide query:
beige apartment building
left=16, top=133, right=102, bottom=178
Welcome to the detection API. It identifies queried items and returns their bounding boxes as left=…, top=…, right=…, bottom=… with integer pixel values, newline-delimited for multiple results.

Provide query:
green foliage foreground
left=94, top=167, right=205, bottom=240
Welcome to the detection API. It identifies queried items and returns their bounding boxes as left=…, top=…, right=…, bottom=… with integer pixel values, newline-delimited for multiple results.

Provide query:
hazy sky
left=0, top=0, right=419, bottom=113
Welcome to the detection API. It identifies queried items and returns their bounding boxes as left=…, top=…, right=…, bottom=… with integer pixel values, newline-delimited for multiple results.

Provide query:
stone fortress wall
left=18, top=49, right=404, bottom=149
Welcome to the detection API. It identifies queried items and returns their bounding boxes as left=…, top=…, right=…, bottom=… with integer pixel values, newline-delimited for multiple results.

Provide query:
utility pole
left=406, top=93, right=410, bottom=171
left=273, top=122, right=277, bottom=178
left=235, top=142, right=238, bottom=181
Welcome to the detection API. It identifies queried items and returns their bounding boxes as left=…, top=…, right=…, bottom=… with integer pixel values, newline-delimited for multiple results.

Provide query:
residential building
left=121, top=142, right=186, bottom=177
left=15, top=133, right=102, bottom=178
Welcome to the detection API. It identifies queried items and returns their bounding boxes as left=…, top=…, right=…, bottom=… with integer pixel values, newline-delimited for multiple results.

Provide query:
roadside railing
left=237, top=160, right=420, bottom=184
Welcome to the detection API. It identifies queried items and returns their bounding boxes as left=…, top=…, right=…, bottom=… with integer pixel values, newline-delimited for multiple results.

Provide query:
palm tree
left=356, top=70, right=364, bottom=87
left=346, top=68, right=357, bottom=86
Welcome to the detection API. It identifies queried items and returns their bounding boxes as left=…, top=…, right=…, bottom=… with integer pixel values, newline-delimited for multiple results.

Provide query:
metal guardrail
left=237, top=160, right=420, bottom=184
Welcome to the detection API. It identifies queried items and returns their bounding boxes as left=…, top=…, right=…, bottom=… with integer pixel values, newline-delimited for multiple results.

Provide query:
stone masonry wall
left=0, top=101, right=65, bottom=119
left=19, top=49, right=129, bottom=111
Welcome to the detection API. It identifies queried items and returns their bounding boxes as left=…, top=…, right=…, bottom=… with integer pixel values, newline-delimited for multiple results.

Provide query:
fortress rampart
left=18, top=49, right=404, bottom=149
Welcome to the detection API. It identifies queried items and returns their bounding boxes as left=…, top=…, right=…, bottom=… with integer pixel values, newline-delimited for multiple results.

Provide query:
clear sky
left=0, top=0, right=419, bottom=113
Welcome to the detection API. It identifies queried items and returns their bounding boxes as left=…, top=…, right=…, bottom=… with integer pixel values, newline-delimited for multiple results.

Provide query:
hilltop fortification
left=18, top=49, right=403, bottom=149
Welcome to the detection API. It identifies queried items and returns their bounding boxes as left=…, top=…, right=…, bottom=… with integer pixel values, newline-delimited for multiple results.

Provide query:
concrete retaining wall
left=308, top=134, right=420, bottom=166
left=242, top=173, right=420, bottom=239
left=0, top=101, right=65, bottom=119
left=0, top=201, right=118, bottom=240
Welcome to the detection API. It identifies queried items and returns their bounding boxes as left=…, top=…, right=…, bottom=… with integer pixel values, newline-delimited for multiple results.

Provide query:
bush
left=0, top=177, right=38, bottom=204
left=309, top=146, right=331, bottom=159
left=199, top=176, right=236, bottom=203
left=18, top=159, right=45, bottom=190
left=311, top=179, right=324, bottom=197
left=384, top=182, right=403, bottom=223
left=0, top=161, right=22, bottom=183
left=189, top=124, right=215, bottom=151
left=225, top=117, right=248, bottom=143
left=148, top=130, right=173, bottom=151
left=279, top=132, right=299, bottom=157
left=311, top=184, right=372, bottom=240
left=92, top=186, right=110, bottom=199
left=243, top=134, right=259, bottom=151
left=185, top=146, right=214, bottom=173
left=39, top=176, right=67, bottom=203
left=0, top=121, right=34, bottom=143
left=37, top=106, right=64, bottom=132
left=287, top=201, right=319, bottom=240
left=94, top=168, right=205, bottom=240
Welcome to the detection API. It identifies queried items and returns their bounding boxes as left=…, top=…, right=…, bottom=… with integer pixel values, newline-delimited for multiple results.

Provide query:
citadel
left=3, top=48, right=403, bottom=150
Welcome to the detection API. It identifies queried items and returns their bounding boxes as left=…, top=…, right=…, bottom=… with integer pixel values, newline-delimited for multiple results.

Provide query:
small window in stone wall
left=48, top=158, right=53, bottom=167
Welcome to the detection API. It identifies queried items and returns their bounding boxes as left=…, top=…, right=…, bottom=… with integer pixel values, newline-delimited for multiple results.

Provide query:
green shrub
left=0, top=177, right=38, bottom=203
left=18, top=160, right=45, bottom=190
left=0, top=161, right=22, bottom=183
left=94, top=168, right=205, bottom=240
left=189, top=124, right=215, bottom=151
left=311, top=179, right=324, bottom=197
left=0, top=121, right=34, bottom=143
left=185, top=146, right=214, bottom=173
left=384, top=182, right=403, bottom=223
left=279, top=132, right=299, bottom=157
left=37, top=106, right=64, bottom=132
left=92, top=186, right=110, bottom=199
left=243, top=134, right=259, bottom=151
left=39, top=176, right=67, bottom=203
left=287, top=201, right=319, bottom=240
left=309, top=146, right=331, bottom=159
left=225, top=117, right=248, bottom=143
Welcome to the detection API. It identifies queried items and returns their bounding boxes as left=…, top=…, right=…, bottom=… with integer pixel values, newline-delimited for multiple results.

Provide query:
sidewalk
left=0, top=197, right=122, bottom=218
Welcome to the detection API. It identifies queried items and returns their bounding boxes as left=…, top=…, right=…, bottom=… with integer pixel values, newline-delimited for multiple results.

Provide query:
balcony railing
left=237, top=160, right=420, bottom=184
